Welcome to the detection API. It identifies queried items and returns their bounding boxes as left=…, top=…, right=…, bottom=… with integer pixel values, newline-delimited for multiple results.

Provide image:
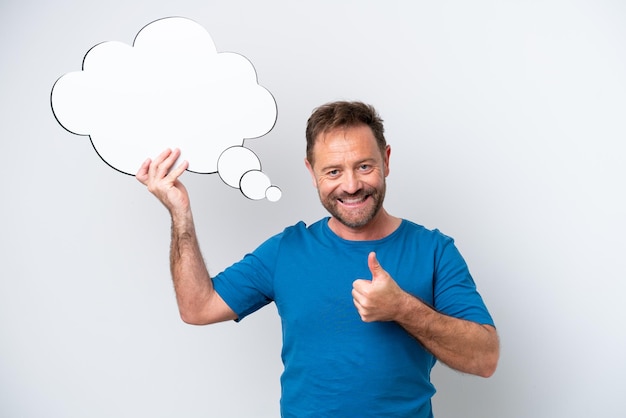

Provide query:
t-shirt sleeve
left=212, top=233, right=281, bottom=321
left=433, top=235, right=495, bottom=327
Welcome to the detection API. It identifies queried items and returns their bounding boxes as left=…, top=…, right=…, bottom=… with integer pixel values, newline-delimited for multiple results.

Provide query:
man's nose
left=341, top=171, right=362, bottom=194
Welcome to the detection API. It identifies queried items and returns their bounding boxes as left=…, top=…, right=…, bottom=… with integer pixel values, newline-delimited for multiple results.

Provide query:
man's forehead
left=315, top=126, right=374, bottom=152
left=312, top=126, right=382, bottom=165
left=317, top=124, right=371, bottom=141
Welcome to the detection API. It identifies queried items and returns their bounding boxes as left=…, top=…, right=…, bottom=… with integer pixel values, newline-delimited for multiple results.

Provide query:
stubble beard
left=321, top=182, right=386, bottom=229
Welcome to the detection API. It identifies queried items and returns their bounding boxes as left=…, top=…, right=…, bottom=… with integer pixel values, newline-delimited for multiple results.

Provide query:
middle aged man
left=136, top=101, right=499, bottom=417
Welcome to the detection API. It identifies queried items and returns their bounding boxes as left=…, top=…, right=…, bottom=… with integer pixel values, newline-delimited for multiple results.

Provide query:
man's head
left=305, top=101, right=391, bottom=233
left=306, top=101, right=387, bottom=167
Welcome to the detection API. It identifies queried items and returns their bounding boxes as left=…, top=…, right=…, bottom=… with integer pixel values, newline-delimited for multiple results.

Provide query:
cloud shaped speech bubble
left=51, top=17, right=281, bottom=201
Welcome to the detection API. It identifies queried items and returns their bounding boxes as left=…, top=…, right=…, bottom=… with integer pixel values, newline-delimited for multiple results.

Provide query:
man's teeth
left=340, top=196, right=366, bottom=204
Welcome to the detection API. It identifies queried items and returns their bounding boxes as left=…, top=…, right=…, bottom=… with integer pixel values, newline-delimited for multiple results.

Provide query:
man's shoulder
left=281, top=218, right=327, bottom=235
left=251, top=219, right=330, bottom=261
left=393, top=220, right=459, bottom=257
left=399, top=219, right=453, bottom=241
left=264, top=218, right=328, bottom=244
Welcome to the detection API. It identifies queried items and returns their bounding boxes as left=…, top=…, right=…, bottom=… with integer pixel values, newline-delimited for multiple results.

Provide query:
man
left=137, top=101, right=499, bottom=417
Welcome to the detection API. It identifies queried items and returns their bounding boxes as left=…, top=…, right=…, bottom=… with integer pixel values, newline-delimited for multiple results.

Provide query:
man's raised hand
left=136, top=148, right=191, bottom=216
left=352, top=252, right=407, bottom=323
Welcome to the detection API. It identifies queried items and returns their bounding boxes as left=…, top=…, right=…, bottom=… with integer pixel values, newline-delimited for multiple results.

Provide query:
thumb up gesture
left=352, top=252, right=405, bottom=322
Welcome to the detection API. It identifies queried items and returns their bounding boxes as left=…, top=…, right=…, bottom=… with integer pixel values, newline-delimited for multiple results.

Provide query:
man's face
left=305, top=124, right=390, bottom=230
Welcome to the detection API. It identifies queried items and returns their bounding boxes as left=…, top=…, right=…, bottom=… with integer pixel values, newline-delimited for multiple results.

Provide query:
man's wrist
left=394, top=291, right=430, bottom=328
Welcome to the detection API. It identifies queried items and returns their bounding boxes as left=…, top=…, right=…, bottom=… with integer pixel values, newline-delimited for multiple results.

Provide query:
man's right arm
left=136, top=148, right=237, bottom=325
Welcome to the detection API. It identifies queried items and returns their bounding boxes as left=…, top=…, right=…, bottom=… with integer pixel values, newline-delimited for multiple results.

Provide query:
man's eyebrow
left=356, top=158, right=377, bottom=165
left=319, top=158, right=377, bottom=172
left=319, top=163, right=340, bottom=172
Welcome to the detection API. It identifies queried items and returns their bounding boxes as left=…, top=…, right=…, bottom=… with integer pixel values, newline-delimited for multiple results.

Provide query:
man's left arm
left=352, top=252, right=499, bottom=377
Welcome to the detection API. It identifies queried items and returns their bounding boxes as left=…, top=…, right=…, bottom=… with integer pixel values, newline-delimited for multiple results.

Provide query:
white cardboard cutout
left=51, top=17, right=280, bottom=201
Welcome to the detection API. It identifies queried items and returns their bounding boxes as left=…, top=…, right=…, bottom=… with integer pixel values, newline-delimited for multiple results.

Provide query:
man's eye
left=328, top=169, right=339, bottom=176
left=359, top=164, right=370, bottom=171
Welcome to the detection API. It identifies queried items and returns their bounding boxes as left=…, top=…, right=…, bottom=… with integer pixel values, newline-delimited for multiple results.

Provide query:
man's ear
left=304, top=158, right=318, bottom=189
left=383, top=145, right=391, bottom=177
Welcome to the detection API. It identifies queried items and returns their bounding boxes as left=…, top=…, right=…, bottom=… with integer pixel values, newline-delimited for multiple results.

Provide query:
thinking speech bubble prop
left=51, top=17, right=281, bottom=201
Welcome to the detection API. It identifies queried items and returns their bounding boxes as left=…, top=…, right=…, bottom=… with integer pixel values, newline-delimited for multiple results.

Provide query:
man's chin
left=332, top=207, right=376, bottom=229
left=322, top=194, right=383, bottom=229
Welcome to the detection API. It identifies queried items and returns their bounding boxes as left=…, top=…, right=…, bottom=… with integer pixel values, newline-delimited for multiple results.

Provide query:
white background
left=1, top=1, right=625, bottom=417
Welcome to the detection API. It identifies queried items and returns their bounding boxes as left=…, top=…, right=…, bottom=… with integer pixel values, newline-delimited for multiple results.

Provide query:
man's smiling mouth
left=338, top=194, right=370, bottom=206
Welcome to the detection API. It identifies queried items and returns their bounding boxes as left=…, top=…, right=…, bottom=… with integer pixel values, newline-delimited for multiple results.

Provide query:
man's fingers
left=156, top=148, right=179, bottom=177
left=154, top=148, right=174, bottom=165
left=141, top=148, right=187, bottom=184
left=167, top=159, right=189, bottom=180
left=352, top=278, right=370, bottom=294
left=148, top=148, right=174, bottom=178
left=163, top=148, right=181, bottom=170
left=136, top=158, right=152, bottom=184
